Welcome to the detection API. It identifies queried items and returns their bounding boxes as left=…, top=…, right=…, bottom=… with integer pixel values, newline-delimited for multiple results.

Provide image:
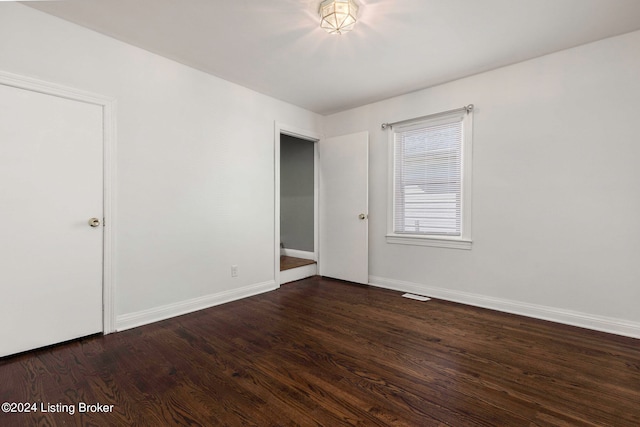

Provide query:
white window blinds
left=393, top=115, right=463, bottom=236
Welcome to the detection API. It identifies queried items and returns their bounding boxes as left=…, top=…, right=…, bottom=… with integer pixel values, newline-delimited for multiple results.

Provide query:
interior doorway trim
left=274, top=122, right=320, bottom=286
left=0, top=70, right=117, bottom=334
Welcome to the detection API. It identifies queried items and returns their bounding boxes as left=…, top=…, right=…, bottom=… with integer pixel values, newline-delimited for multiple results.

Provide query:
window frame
left=386, top=108, right=473, bottom=249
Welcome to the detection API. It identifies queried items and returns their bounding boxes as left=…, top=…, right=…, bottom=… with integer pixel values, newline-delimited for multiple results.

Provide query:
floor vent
left=402, top=293, right=431, bottom=302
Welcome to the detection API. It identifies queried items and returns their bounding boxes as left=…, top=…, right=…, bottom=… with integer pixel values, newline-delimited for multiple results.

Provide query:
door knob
left=359, top=214, right=367, bottom=220
left=88, top=218, right=101, bottom=227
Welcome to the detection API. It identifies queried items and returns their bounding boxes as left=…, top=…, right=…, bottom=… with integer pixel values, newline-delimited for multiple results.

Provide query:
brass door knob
left=88, top=218, right=101, bottom=227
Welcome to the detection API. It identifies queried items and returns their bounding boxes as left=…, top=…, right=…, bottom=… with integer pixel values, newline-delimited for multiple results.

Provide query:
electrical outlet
left=231, top=265, right=238, bottom=277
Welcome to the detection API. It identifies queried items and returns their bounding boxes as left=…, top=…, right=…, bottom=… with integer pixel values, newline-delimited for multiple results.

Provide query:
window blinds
left=393, top=117, right=463, bottom=236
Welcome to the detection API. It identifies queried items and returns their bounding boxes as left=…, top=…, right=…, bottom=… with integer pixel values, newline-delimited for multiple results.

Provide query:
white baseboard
left=368, top=276, right=640, bottom=339
left=281, top=263, right=317, bottom=284
left=281, top=248, right=316, bottom=261
left=116, top=280, right=277, bottom=332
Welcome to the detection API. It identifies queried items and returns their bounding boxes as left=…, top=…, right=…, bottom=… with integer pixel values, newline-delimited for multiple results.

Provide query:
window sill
left=386, top=234, right=472, bottom=250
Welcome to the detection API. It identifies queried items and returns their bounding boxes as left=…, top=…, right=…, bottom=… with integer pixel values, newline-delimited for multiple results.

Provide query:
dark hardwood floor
left=1, top=276, right=639, bottom=426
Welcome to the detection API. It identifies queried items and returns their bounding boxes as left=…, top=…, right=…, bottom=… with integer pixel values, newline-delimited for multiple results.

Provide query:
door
left=0, top=82, right=104, bottom=357
left=319, top=131, right=369, bottom=284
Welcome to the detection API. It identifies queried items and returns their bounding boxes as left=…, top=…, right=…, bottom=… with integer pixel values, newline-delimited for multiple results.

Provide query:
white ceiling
left=25, top=0, right=640, bottom=115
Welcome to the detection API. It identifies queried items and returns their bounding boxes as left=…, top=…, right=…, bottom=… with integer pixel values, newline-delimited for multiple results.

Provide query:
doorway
left=274, top=125, right=319, bottom=285
left=274, top=124, right=369, bottom=287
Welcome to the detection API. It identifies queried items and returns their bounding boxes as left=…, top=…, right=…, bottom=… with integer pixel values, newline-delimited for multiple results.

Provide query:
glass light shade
left=319, top=0, right=359, bottom=35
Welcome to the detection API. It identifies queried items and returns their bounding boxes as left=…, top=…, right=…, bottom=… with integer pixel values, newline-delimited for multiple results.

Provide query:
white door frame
left=0, top=70, right=117, bottom=334
left=274, top=122, right=320, bottom=287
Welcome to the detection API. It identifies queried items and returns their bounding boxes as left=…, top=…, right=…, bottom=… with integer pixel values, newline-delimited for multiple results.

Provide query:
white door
left=0, top=83, right=104, bottom=357
left=319, top=131, right=369, bottom=284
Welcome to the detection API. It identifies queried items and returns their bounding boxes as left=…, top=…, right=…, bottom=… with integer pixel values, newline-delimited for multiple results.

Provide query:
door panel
left=319, top=131, right=369, bottom=284
left=0, top=83, right=103, bottom=357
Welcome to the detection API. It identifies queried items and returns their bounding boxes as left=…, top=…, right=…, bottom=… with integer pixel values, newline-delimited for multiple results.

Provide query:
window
left=387, top=107, right=473, bottom=249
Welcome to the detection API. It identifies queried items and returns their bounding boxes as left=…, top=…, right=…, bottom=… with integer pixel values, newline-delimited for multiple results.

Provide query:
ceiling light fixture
left=319, top=0, right=359, bottom=35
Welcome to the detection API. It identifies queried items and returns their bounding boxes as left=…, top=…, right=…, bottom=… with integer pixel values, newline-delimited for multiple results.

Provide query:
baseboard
left=368, top=276, right=640, bottom=339
left=281, top=263, right=317, bottom=284
left=116, top=280, right=277, bottom=332
left=281, top=248, right=316, bottom=261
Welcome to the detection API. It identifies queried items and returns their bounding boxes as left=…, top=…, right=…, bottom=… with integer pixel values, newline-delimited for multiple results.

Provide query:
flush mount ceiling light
left=319, top=0, right=359, bottom=35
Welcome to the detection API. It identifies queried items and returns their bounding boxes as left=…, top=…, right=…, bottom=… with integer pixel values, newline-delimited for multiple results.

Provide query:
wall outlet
left=231, top=265, right=238, bottom=277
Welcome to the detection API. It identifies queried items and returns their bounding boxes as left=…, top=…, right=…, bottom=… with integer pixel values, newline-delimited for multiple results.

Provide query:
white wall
left=0, top=4, right=322, bottom=329
left=324, top=30, right=640, bottom=337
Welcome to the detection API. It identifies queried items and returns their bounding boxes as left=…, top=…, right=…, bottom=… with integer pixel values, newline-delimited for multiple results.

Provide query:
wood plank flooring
left=1, top=276, right=639, bottom=426
left=280, top=256, right=316, bottom=271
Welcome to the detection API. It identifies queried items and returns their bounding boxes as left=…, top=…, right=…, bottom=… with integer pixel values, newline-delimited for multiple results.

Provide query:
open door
left=319, top=131, right=369, bottom=284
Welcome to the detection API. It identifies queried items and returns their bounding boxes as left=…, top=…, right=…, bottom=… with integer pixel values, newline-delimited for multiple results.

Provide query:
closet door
left=0, top=82, right=104, bottom=357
